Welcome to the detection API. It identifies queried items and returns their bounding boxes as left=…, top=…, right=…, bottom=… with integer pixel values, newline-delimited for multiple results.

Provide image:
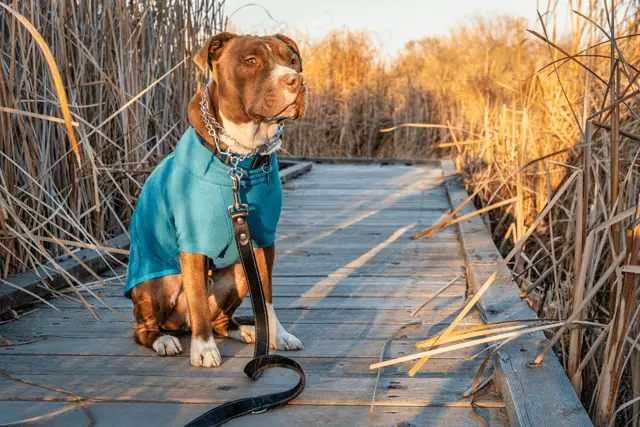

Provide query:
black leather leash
left=185, top=174, right=305, bottom=427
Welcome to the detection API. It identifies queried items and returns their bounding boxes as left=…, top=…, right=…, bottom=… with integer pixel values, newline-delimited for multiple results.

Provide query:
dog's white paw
left=228, top=325, right=255, bottom=344
left=272, top=332, right=304, bottom=351
left=152, top=335, right=183, bottom=356
left=190, top=336, right=221, bottom=367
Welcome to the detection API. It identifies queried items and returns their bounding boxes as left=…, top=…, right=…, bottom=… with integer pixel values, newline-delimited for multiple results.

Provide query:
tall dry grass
left=0, top=0, right=224, bottom=282
left=283, top=30, right=444, bottom=158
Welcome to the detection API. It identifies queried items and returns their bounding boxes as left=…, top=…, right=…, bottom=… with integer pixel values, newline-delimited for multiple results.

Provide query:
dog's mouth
left=267, top=87, right=307, bottom=122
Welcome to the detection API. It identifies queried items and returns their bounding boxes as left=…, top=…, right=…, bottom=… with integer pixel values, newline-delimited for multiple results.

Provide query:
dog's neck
left=190, top=81, right=281, bottom=156
left=217, top=111, right=282, bottom=156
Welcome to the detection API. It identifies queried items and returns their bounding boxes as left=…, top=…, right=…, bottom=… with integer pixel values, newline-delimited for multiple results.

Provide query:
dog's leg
left=209, top=265, right=255, bottom=343
left=260, top=244, right=303, bottom=351
left=180, top=252, right=221, bottom=367
left=131, top=276, right=183, bottom=356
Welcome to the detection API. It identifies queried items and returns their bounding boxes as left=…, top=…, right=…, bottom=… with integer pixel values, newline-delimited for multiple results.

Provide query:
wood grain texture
left=0, top=401, right=508, bottom=427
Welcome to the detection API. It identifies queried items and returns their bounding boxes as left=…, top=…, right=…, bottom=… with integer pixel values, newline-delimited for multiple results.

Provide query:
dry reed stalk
left=0, top=2, right=80, bottom=166
left=410, top=273, right=464, bottom=316
left=371, top=322, right=570, bottom=370
left=415, top=321, right=542, bottom=349
left=412, top=198, right=516, bottom=239
left=595, top=201, right=640, bottom=425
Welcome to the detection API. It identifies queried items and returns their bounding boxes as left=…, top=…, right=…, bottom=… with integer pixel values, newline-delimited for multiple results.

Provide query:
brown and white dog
left=129, top=33, right=307, bottom=367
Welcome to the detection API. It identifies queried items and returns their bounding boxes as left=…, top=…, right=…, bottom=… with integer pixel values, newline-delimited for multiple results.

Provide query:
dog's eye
left=291, top=57, right=297, bottom=66
left=244, top=57, right=257, bottom=64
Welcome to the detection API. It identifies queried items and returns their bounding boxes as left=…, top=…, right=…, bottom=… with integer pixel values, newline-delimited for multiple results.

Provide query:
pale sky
left=227, top=0, right=573, bottom=56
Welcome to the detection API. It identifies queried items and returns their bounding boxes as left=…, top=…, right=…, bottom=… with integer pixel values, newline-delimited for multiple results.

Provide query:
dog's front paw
left=272, top=332, right=304, bottom=351
left=190, top=336, right=221, bottom=367
left=228, top=325, right=255, bottom=344
left=152, top=335, right=183, bottom=356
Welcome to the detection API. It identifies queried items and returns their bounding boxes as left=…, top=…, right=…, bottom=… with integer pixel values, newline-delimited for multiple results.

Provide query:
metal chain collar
left=199, top=78, right=282, bottom=183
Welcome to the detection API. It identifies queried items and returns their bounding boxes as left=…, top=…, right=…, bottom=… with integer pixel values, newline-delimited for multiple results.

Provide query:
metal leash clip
left=228, top=167, right=249, bottom=216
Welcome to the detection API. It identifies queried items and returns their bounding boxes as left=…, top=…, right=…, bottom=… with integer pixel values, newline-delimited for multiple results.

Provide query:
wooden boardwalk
left=0, top=163, right=508, bottom=426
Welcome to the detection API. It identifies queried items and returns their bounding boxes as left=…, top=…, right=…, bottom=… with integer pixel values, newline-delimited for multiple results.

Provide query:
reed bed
left=0, top=0, right=224, bottom=283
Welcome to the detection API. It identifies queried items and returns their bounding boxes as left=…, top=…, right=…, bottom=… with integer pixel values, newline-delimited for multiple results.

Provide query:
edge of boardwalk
left=441, top=160, right=593, bottom=427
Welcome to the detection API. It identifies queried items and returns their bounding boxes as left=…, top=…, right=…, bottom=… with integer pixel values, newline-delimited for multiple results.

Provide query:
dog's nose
left=283, top=73, right=303, bottom=91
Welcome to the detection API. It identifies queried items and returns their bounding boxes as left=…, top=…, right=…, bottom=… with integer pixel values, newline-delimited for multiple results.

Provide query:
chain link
left=199, top=78, right=283, bottom=173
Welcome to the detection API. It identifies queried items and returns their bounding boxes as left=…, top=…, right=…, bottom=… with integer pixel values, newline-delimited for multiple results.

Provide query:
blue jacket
left=124, top=126, right=282, bottom=297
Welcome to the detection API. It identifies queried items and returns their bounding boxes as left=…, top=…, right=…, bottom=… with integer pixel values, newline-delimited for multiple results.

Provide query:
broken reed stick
left=379, top=123, right=483, bottom=139
left=370, top=322, right=564, bottom=370
left=430, top=139, right=483, bottom=148
left=405, top=170, right=580, bottom=377
left=415, top=320, right=539, bottom=348
left=415, top=321, right=547, bottom=349
left=463, top=373, right=495, bottom=398
left=370, top=321, right=422, bottom=412
left=411, top=185, right=483, bottom=240
left=410, top=273, right=464, bottom=316
left=411, top=198, right=516, bottom=240
left=0, top=106, right=81, bottom=127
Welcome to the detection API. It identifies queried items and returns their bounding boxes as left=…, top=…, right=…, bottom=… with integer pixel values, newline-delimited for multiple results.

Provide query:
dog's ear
left=274, top=34, right=302, bottom=72
left=194, top=32, right=237, bottom=73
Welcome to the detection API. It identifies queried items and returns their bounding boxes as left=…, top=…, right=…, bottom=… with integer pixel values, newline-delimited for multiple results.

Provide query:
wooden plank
left=0, top=337, right=485, bottom=359
left=271, top=266, right=465, bottom=277
left=0, top=316, right=478, bottom=340
left=0, top=234, right=129, bottom=316
left=442, top=160, right=591, bottom=427
left=0, top=374, right=503, bottom=408
left=271, top=257, right=465, bottom=270
left=0, top=355, right=488, bottom=379
left=95, top=273, right=467, bottom=288
left=280, top=155, right=443, bottom=167
left=0, top=401, right=508, bottom=427
left=278, top=160, right=313, bottom=184
left=273, top=240, right=462, bottom=250
left=273, top=248, right=463, bottom=262
left=97, top=283, right=467, bottom=299
left=10, top=306, right=482, bottom=326
left=45, top=295, right=467, bottom=310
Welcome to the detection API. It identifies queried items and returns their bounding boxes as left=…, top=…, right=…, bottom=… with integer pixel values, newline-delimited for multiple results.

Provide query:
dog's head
left=194, top=32, right=307, bottom=124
